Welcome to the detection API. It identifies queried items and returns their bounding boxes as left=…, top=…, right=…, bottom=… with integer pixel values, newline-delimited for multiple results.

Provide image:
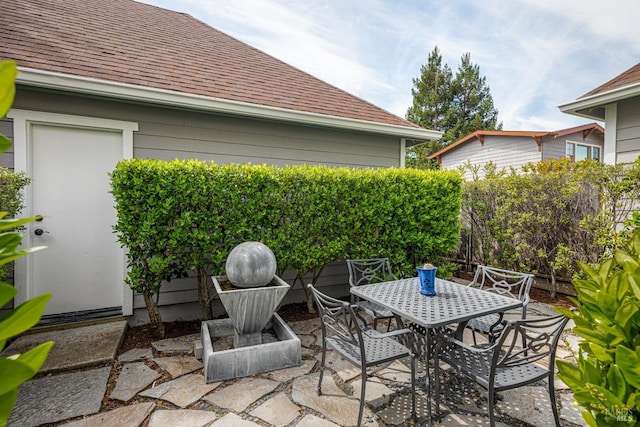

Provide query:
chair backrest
left=346, top=258, right=397, bottom=288
left=470, top=265, right=535, bottom=307
left=492, top=313, right=569, bottom=371
left=307, top=283, right=363, bottom=348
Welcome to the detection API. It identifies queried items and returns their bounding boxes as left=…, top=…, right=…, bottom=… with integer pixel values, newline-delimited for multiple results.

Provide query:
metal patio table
left=350, top=277, right=523, bottom=425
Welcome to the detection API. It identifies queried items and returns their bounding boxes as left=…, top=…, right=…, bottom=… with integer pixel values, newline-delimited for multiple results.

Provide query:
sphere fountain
left=200, top=242, right=301, bottom=382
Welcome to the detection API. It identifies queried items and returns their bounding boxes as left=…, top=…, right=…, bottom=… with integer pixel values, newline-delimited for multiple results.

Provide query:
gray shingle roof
left=580, top=62, right=640, bottom=98
left=1, top=0, right=420, bottom=129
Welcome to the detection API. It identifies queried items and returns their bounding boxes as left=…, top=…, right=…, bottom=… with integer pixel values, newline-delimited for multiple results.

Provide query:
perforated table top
left=350, top=278, right=522, bottom=329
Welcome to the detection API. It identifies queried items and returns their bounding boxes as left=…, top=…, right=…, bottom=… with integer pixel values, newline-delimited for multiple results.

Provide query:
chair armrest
left=350, top=304, right=370, bottom=329
left=436, top=332, right=500, bottom=355
left=366, top=328, right=414, bottom=340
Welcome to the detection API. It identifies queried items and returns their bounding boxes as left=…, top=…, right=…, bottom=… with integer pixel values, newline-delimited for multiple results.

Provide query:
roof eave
left=15, top=67, right=442, bottom=142
left=427, top=130, right=549, bottom=160
left=559, top=81, right=640, bottom=120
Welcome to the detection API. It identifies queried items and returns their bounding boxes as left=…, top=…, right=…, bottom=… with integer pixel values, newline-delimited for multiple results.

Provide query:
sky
left=139, top=0, right=640, bottom=131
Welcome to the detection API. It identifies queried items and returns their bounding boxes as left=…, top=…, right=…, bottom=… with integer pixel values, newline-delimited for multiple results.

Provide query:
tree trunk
left=307, top=267, right=326, bottom=314
left=143, top=291, right=165, bottom=338
left=305, top=287, right=315, bottom=314
left=295, top=273, right=316, bottom=314
left=305, top=287, right=315, bottom=313
left=549, top=271, right=557, bottom=299
left=197, top=266, right=213, bottom=320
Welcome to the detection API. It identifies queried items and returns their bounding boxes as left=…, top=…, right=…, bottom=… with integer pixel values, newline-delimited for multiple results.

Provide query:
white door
left=10, top=111, right=137, bottom=318
left=30, top=124, right=123, bottom=315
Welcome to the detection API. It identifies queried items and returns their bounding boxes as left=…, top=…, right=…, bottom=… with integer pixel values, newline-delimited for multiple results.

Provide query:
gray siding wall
left=541, top=137, right=567, bottom=160
left=542, top=130, right=604, bottom=161
left=440, top=135, right=540, bottom=180
left=14, top=90, right=401, bottom=168
left=1, top=118, right=16, bottom=313
left=11, top=89, right=401, bottom=323
left=617, top=98, right=640, bottom=164
left=0, top=118, right=14, bottom=169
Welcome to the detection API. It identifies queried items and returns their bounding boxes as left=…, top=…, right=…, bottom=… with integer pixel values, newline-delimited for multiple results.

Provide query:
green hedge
left=111, top=160, right=462, bottom=336
left=460, top=158, right=640, bottom=297
left=0, top=167, right=30, bottom=282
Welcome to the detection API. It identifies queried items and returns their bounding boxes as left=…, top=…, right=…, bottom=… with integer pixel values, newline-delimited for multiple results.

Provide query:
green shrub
left=460, top=158, right=640, bottom=297
left=557, top=228, right=640, bottom=426
left=0, top=216, right=51, bottom=426
left=0, top=59, right=30, bottom=283
left=0, top=168, right=30, bottom=282
left=0, top=60, right=52, bottom=427
left=0, top=168, right=30, bottom=218
left=111, top=160, right=462, bottom=336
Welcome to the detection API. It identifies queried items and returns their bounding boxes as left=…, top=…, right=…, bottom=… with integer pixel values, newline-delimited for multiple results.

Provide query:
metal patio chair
left=307, top=283, right=416, bottom=427
left=347, top=258, right=397, bottom=331
left=434, top=313, right=570, bottom=427
left=466, top=265, right=535, bottom=343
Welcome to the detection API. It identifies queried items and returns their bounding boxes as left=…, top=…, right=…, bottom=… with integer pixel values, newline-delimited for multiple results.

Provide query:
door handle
left=34, top=228, right=49, bottom=236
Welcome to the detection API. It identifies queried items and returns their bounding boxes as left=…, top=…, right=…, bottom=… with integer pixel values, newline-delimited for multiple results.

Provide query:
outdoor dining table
left=350, top=276, right=523, bottom=425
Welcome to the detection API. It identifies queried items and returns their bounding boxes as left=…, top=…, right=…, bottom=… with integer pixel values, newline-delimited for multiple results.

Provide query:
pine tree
left=406, top=46, right=452, bottom=131
left=406, top=49, right=502, bottom=168
left=405, top=47, right=452, bottom=169
left=443, top=52, right=501, bottom=144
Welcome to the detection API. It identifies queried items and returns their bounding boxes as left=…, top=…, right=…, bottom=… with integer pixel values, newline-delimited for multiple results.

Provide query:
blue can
left=416, top=265, right=437, bottom=296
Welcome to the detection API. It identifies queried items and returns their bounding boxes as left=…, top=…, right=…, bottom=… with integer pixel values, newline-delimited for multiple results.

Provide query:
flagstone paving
left=292, top=372, right=376, bottom=426
left=9, top=301, right=588, bottom=426
left=9, top=366, right=111, bottom=426
left=109, top=362, right=161, bottom=402
left=147, top=408, right=218, bottom=427
left=203, top=377, right=280, bottom=412
left=151, top=332, right=200, bottom=354
left=139, top=373, right=218, bottom=407
left=352, top=377, right=394, bottom=409
left=212, top=412, right=262, bottom=426
left=250, top=392, right=301, bottom=426
left=153, top=355, right=203, bottom=378
left=2, top=320, right=127, bottom=373
left=118, top=347, right=152, bottom=363
left=295, top=414, right=341, bottom=426
left=62, top=402, right=155, bottom=427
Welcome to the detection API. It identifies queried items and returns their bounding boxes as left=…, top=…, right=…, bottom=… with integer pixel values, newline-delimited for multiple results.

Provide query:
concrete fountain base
left=200, top=313, right=301, bottom=383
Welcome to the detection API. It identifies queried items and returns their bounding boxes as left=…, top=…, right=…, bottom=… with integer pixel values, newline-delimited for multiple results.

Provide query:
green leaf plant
left=557, top=228, right=640, bottom=426
left=0, top=60, right=51, bottom=427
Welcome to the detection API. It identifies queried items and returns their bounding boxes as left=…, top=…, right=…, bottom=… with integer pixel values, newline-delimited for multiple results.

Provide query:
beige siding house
left=0, top=0, right=440, bottom=324
left=429, top=124, right=604, bottom=180
left=560, top=62, right=640, bottom=165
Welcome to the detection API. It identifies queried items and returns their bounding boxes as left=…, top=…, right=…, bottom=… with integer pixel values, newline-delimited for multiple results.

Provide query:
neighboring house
left=0, top=0, right=440, bottom=324
left=560, top=62, right=640, bottom=165
left=428, top=123, right=604, bottom=180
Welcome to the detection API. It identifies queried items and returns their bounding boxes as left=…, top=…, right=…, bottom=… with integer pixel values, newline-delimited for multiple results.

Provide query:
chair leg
left=410, top=356, right=417, bottom=420
left=373, top=317, right=378, bottom=331
left=318, top=344, right=327, bottom=395
left=488, top=387, right=496, bottom=427
left=434, top=355, right=441, bottom=416
left=549, top=373, right=560, bottom=426
left=358, top=368, right=367, bottom=427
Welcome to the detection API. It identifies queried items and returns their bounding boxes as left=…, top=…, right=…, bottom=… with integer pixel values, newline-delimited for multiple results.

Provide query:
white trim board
left=16, top=67, right=442, bottom=143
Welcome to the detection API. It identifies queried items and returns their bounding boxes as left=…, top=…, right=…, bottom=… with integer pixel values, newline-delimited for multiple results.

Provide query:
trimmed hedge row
left=111, top=160, right=462, bottom=336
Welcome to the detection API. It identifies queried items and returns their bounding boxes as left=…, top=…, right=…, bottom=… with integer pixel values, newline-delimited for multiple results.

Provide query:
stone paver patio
left=9, top=302, right=587, bottom=427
